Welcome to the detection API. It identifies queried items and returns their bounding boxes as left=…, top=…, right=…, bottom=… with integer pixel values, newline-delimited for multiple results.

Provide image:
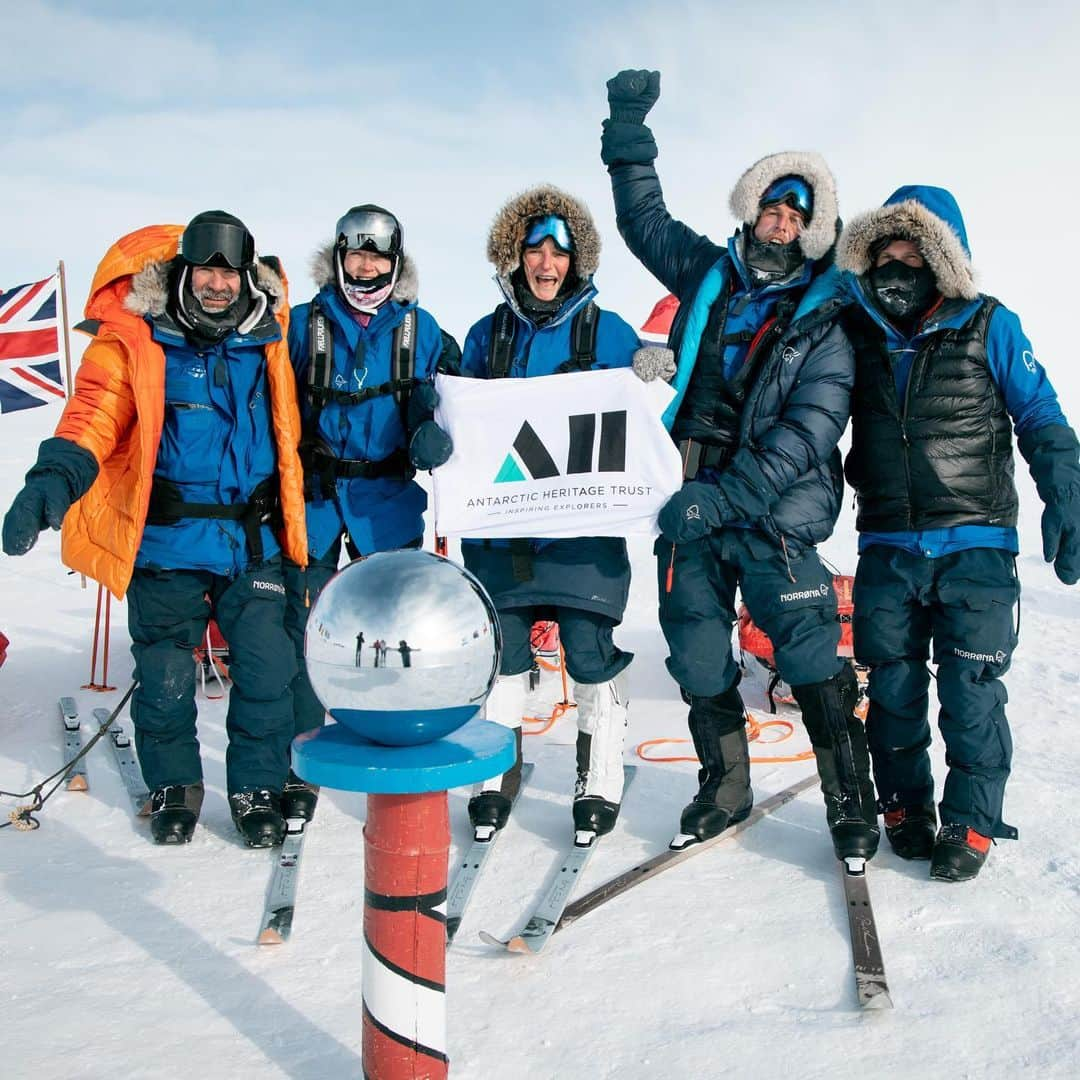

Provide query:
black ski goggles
left=758, top=175, right=813, bottom=222
left=334, top=208, right=403, bottom=256
left=180, top=219, right=255, bottom=270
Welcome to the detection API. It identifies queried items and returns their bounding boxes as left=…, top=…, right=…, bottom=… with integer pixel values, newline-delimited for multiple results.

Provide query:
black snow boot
left=572, top=796, right=621, bottom=837
left=883, top=804, right=937, bottom=860
left=229, top=789, right=286, bottom=848
left=280, top=769, right=319, bottom=823
left=930, top=823, right=991, bottom=882
left=677, top=685, right=753, bottom=844
left=468, top=727, right=523, bottom=834
left=149, top=782, right=204, bottom=844
left=794, top=666, right=880, bottom=862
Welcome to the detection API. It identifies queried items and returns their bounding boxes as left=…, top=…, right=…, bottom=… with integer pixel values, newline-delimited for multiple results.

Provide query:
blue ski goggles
left=523, top=214, right=574, bottom=253
left=758, top=175, right=813, bottom=221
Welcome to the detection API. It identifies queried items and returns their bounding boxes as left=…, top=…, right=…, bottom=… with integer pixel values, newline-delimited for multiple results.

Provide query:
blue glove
left=2, top=437, right=97, bottom=556
left=606, top=69, right=661, bottom=123
left=1041, top=497, right=1080, bottom=585
left=407, top=380, right=441, bottom=430
left=409, top=420, right=453, bottom=471
left=1019, top=424, right=1080, bottom=586
left=657, top=481, right=729, bottom=544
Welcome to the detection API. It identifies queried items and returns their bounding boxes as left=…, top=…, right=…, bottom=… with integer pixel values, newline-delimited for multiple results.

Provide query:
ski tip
left=505, top=936, right=535, bottom=955
left=65, top=776, right=89, bottom=792
left=861, top=990, right=894, bottom=1010
left=258, top=927, right=286, bottom=946
left=477, top=930, right=510, bottom=949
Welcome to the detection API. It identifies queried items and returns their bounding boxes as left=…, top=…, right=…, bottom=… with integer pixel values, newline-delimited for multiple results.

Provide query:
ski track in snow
left=2, top=406, right=1080, bottom=1079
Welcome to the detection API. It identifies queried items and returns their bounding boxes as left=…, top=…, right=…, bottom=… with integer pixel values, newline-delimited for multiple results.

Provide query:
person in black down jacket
left=601, top=69, right=875, bottom=862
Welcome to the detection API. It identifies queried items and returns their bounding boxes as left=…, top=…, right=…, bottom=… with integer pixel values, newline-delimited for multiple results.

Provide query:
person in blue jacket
left=460, top=183, right=642, bottom=839
left=601, top=69, right=876, bottom=861
left=836, top=186, right=1080, bottom=882
left=283, top=205, right=458, bottom=820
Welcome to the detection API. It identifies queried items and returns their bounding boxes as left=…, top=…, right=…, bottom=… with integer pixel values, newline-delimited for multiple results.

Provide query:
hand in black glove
left=657, top=481, right=729, bottom=544
left=606, top=69, right=661, bottom=123
left=1041, top=496, right=1080, bottom=585
left=409, top=421, right=453, bottom=471
left=3, top=472, right=73, bottom=555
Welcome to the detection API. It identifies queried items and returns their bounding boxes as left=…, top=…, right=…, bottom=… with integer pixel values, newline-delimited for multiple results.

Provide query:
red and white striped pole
left=362, top=791, right=450, bottom=1079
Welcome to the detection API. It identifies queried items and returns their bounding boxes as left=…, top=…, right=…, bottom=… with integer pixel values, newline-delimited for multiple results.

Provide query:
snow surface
left=3, top=399, right=1080, bottom=1080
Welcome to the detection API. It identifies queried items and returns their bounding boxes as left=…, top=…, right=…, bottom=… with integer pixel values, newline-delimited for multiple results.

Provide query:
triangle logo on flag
left=494, top=454, right=526, bottom=484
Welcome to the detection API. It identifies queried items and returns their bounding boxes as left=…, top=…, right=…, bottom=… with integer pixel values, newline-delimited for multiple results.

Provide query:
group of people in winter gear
left=3, top=68, right=1078, bottom=886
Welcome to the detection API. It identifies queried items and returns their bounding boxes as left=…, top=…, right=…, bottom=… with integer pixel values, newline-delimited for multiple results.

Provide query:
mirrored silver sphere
left=304, top=550, right=501, bottom=745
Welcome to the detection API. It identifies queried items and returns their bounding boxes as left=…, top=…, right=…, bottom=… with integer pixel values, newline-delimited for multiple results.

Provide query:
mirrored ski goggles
left=523, top=215, right=574, bottom=253
left=335, top=208, right=403, bottom=255
left=758, top=175, right=813, bottom=221
left=180, top=220, right=255, bottom=269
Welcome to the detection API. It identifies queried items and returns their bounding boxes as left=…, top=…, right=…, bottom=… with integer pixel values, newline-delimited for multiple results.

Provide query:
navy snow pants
left=127, top=560, right=297, bottom=796
left=853, top=545, right=1019, bottom=840
left=497, top=606, right=631, bottom=684
left=657, top=529, right=844, bottom=697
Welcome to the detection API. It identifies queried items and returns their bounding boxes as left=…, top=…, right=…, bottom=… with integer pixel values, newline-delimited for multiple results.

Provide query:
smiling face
left=344, top=249, right=394, bottom=280
left=753, top=202, right=806, bottom=245
left=521, top=236, right=571, bottom=302
left=190, top=265, right=242, bottom=313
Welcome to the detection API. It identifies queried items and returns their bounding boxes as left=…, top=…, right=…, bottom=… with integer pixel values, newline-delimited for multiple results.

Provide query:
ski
left=554, top=772, right=818, bottom=934
left=93, top=707, right=150, bottom=816
left=446, top=763, right=535, bottom=946
left=841, top=857, right=892, bottom=1009
left=59, top=697, right=88, bottom=792
left=257, top=819, right=308, bottom=946
left=479, top=765, right=637, bottom=955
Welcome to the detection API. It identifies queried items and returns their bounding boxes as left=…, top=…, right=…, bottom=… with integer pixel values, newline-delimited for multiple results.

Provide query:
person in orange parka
left=1, top=213, right=308, bottom=848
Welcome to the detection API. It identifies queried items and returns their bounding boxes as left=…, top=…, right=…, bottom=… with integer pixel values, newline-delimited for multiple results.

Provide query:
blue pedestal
left=292, top=717, right=517, bottom=795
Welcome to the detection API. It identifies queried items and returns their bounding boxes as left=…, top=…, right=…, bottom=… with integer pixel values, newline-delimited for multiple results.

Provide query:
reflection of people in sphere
left=397, top=639, right=415, bottom=668
left=355, top=631, right=365, bottom=667
left=372, top=639, right=387, bottom=668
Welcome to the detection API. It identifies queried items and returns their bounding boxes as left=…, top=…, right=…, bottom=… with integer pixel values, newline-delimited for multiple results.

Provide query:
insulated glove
left=632, top=345, right=676, bottom=383
left=657, top=481, right=729, bottom=544
left=407, top=379, right=441, bottom=431
left=2, top=437, right=98, bottom=556
left=1018, top=424, right=1080, bottom=586
left=409, top=421, right=453, bottom=471
left=606, top=69, right=661, bottom=123
left=1040, top=497, right=1080, bottom=585
left=3, top=473, right=73, bottom=555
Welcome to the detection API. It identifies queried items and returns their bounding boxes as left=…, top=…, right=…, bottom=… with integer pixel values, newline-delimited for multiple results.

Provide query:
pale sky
left=3, top=0, right=1079, bottom=424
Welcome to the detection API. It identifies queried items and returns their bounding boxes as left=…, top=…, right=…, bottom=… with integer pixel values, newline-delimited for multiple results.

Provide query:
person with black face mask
left=837, top=185, right=1080, bottom=883
left=1, top=213, right=309, bottom=850
left=600, top=69, right=877, bottom=865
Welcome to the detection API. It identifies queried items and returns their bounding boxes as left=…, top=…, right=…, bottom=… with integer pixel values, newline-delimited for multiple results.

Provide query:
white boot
left=572, top=672, right=629, bottom=834
left=469, top=672, right=528, bottom=831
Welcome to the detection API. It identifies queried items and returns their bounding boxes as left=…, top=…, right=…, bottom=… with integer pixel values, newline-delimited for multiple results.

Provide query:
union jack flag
left=0, top=274, right=66, bottom=414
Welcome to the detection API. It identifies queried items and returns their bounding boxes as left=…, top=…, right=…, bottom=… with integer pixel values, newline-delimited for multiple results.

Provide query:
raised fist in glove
left=632, top=346, right=676, bottom=383
left=606, top=69, right=661, bottom=123
left=1041, top=495, right=1080, bottom=585
left=657, top=481, right=729, bottom=544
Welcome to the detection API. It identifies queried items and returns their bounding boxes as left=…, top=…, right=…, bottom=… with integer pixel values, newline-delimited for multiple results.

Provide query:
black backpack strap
left=570, top=301, right=599, bottom=367
left=306, top=301, right=334, bottom=413
left=391, top=309, right=417, bottom=406
left=488, top=304, right=517, bottom=378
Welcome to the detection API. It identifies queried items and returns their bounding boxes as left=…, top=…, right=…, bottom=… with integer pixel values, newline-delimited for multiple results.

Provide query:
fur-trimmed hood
left=487, top=184, right=601, bottom=279
left=309, top=243, right=419, bottom=305
left=124, top=255, right=287, bottom=318
left=835, top=185, right=977, bottom=300
left=729, top=151, right=838, bottom=261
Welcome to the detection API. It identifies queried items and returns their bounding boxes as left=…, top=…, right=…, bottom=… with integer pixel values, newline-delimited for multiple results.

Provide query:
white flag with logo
left=432, top=368, right=684, bottom=539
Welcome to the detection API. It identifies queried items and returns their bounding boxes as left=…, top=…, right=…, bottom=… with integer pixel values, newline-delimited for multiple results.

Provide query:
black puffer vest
left=672, top=281, right=792, bottom=456
left=844, top=296, right=1018, bottom=532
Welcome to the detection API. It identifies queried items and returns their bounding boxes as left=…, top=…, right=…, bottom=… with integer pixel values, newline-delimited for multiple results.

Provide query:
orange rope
left=523, top=641, right=576, bottom=735
left=636, top=709, right=816, bottom=764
